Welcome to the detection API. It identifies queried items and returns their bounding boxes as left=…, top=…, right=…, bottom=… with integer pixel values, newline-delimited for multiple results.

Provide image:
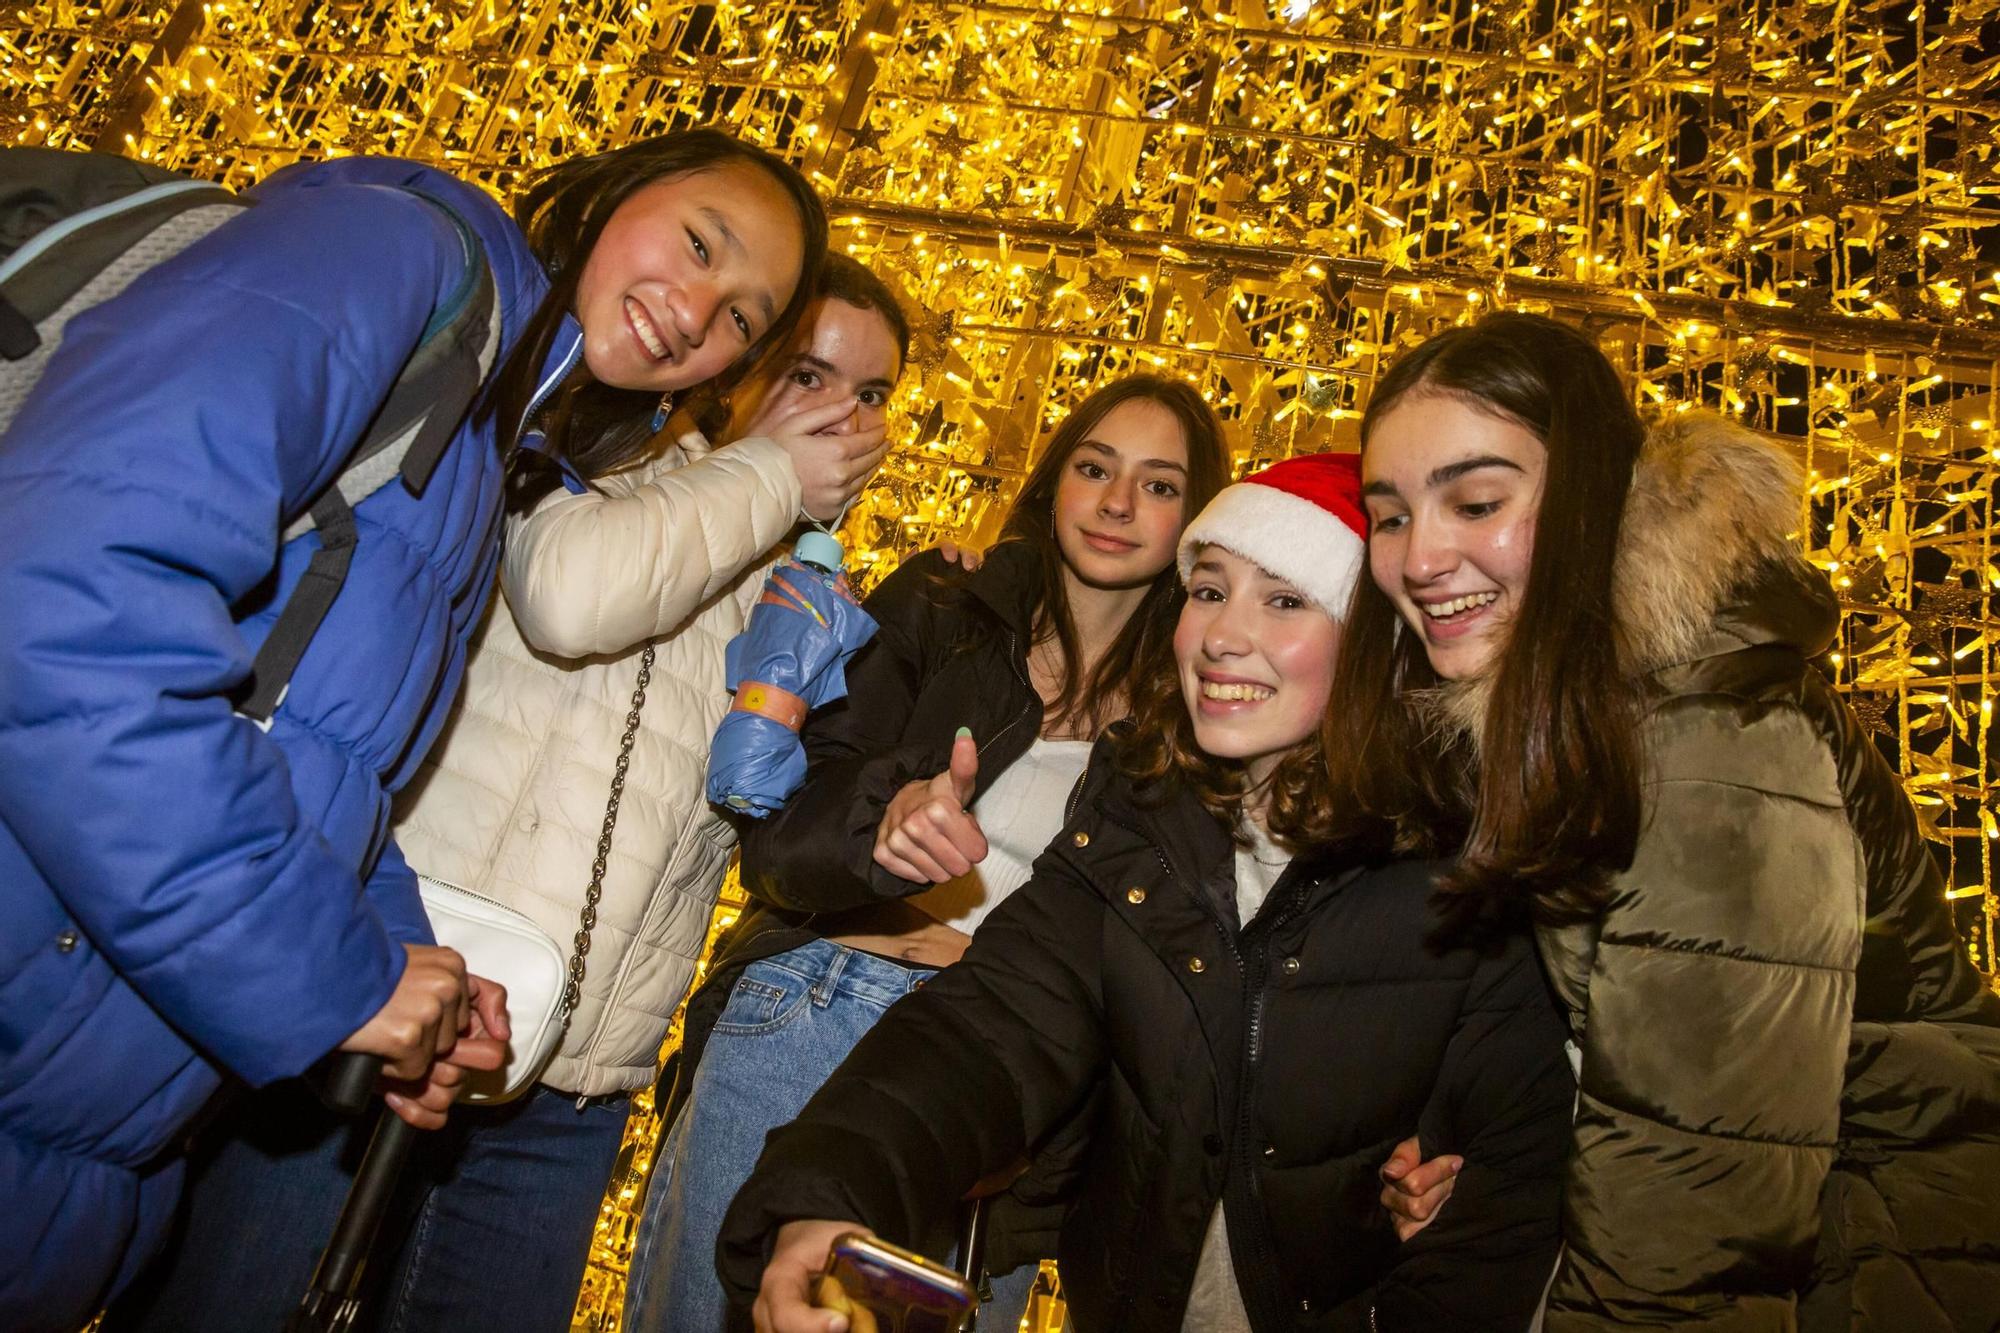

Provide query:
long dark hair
left=487, top=130, right=829, bottom=513
left=1000, top=374, right=1230, bottom=738
left=1322, top=312, right=1646, bottom=930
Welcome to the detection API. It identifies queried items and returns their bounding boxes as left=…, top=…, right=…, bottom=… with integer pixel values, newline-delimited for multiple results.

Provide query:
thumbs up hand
left=873, top=727, right=991, bottom=884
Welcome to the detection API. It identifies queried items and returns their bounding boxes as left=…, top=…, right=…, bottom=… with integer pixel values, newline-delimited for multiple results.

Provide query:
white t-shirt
left=909, top=737, right=1093, bottom=935
left=1182, top=816, right=1292, bottom=1333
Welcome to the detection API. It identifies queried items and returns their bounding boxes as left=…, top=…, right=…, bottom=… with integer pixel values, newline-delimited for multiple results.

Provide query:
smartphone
left=813, top=1231, right=977, bottom=1333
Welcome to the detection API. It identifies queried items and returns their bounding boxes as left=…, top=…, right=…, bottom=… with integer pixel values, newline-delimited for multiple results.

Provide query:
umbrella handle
left=285, top=1109, right=419, bottom=1332
left=315, top=1051, right=381, bottom=1116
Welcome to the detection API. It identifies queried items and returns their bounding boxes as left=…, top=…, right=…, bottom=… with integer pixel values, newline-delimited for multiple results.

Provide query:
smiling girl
left=715, top=453, right=1574, bottom=1333
left=1336, top=312, right=2000, bottom=1331
left=622, top=374, right=1230, bottom=1331
left=106, top=131, right=855, bottom=1333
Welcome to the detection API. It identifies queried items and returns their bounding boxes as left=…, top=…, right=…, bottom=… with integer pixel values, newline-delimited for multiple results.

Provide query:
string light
left=7, top=0, right=1998, bottom=1325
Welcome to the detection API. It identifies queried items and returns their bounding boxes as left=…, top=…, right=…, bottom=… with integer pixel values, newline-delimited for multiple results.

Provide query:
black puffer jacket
left=663, top=541, right=1048, bottom=1131
left=717, top=741, right=1577, bottom=1331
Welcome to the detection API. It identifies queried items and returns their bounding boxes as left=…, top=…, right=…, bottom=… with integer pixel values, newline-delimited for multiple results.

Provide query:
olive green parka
left=1450, top=413, right=2000, bottom=1331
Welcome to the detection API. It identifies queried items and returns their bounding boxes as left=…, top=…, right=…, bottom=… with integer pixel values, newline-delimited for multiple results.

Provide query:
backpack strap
left=0, top=149, right=242, bottom=362
left=235, top=491, right=359, bottom=724
left=239, top=188, right=500, bottom=725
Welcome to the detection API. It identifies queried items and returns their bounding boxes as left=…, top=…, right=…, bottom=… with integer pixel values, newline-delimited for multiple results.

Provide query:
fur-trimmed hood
left=1422, top=411, right=1833, bottom=739
left=1610, top=410, right=1824, bottom=674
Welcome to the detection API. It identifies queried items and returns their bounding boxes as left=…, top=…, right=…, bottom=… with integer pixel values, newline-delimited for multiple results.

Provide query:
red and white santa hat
left=1176, top=451, right=1367, bottom=618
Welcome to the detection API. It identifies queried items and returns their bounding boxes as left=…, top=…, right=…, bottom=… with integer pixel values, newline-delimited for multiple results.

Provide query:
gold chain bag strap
left=416, top=642, right=654, bottom=1104
left=561, top=642, right=653, bottom=1023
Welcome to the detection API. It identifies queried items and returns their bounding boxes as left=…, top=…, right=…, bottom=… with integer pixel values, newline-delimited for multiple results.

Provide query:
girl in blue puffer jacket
left=0, top=131, right=825, bottom=1333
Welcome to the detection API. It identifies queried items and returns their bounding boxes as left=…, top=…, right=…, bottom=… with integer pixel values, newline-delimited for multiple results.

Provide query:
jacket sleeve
left=501, top=434, right=803, bottom=659
left=736, top=551, right=959, bottom=912
left=1544, top=696, right=1857, bottom=1331
left=364, top=836, right=435, bottom=947
left=1808, top=672, right=2000, bottom=1027
left=1372, top=935, right=1573, bottom=1329
left=715, top=852, right=1108, bottom=1300
left=0, top=185, right=467, bottom=1084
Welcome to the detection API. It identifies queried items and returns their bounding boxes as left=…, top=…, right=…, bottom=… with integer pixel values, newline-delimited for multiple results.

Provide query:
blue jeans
left=624, top=938, right=1035, bottom=1332
left=107, top=1080, right=628, bottom=1333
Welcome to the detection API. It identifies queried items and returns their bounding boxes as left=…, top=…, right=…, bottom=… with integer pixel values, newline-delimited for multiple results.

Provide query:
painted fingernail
left=955, top=726, right=972, bottom=738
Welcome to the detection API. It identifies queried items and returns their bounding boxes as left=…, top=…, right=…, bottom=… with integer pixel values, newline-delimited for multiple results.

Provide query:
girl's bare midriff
left=823, top=898, right=972, bottom=971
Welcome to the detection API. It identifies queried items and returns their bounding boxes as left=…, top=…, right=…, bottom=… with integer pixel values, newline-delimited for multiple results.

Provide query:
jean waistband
left=757, top=935, right=935, bottom=1010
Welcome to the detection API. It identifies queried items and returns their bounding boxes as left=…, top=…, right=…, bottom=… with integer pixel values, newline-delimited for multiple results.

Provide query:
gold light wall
left=8, top=0, right=1998, bottom=1327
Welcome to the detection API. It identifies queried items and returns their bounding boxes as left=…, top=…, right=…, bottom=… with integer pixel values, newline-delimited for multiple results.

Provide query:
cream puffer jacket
left=391, top=424, right=802, bottom=1097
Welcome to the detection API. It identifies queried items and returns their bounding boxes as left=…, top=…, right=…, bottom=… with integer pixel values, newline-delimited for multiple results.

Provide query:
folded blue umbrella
left=707, top=531, right=878, bottom=817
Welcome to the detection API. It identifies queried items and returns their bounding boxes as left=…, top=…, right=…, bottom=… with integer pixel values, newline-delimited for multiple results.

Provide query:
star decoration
left=1281, top=173, right=1325, bottom=216
left=1031, top=12, right=1071, bottom=58
left=844, top=121, right=888, bottom=156
left=931, top=119, right=977, bottom=161
left=842, top=159, right=890, bottom=194
left=1079, top=270, right=1125, bottom=310
left=1840, top=559, right=1890, bottom=607
left=1024, top=257, right=1067, bottom=301
left=1354, top=132, right=1400, bottom=177
left=1905, top=583, right=1985, bottom=651
left=913, top=311, right=956, bottom=377
left=1298, top=372, right=1342, bottom=415
left=1847, top=692, right=1892, bottom=737
left=341, top=116, right=375, bottom=154
left=1735, top=342, right=1777, bottom=394
left=977, top=178, right=1014, bottom=216
left=1088, top=195, right=1137, bottom=232
left=1251, top=417, right=1282, bottom=457
left=1101, top=24, right=1149, bottom=57
left=946, top=48, right=984, bottom=96
left=680, top=50, right=728, bottom=82
left=1528, top=227, right=1563, bottom=269
left=1909, top=402, right=1957, bottom=432
left=1166, top=9, right=1203, bottom=47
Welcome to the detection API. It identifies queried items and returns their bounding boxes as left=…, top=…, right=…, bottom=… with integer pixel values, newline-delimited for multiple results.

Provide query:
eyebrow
left=1078, top=438, right=1187, bottom=475
left=703, top=205, right=777, bottom=325
left=1427, top=454, right=1524, bottom=487
left=794, top=352, right=895, bottom=394
left=1365, top=454, right=1524, bottom=497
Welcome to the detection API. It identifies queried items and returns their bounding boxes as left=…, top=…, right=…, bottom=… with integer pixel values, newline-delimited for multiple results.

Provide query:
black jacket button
left=55, top=930, right=78, bottom=954
left=1202, top=1132, right=1224, bottom=1156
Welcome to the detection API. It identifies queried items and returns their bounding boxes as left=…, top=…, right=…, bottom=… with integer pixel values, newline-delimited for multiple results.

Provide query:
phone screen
left=818, top=1234, right=975, bottom=1333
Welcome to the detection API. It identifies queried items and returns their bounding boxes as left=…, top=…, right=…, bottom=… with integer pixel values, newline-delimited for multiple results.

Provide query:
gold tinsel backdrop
left=8, top=0, right=1999, bottom=1325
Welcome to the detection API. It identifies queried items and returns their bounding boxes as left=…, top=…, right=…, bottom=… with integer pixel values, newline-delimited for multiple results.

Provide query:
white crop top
left=909, top=737, right=1094, bottom=936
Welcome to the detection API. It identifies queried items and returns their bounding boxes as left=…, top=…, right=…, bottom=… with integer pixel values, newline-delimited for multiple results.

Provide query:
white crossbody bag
left=416, top=645, right=655, bottom=1104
